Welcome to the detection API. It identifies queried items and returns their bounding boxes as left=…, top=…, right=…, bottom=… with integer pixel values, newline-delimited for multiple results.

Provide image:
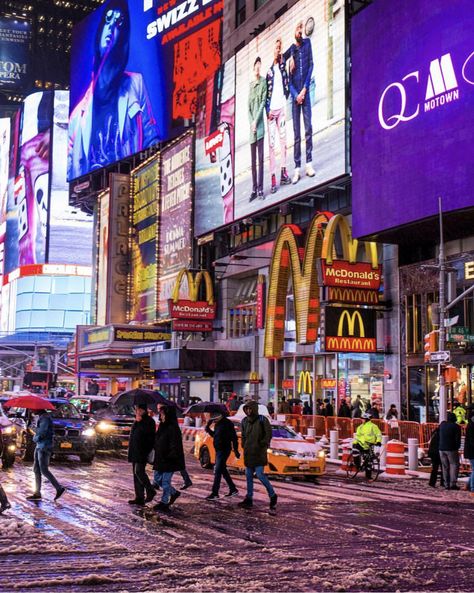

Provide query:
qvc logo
left=378, top=51, right=473, bottom=130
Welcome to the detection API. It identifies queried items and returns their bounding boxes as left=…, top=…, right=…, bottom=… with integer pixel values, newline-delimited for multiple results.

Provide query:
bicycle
left=346, top=444, right=381, bottom=481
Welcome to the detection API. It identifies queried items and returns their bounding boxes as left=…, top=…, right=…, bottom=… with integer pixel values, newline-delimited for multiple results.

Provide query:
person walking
left=427, top=427, right=444, bottom=488
left=278, top=396, right=291, bottom=414
left=338, top=399, right=351, bottom=418
left=205, top=411, right=240, bottom=500
left=370, top=403, right=380, bottom=419
left=385, top=404, right=398, bottom=421
left=238, top=401, right=277, bottom=510
left=439, top=412, right=462, bottom=490
left=248, top=56, right=267, bottom=201
left=153, top=406, right=185, bottom=512
left=27, top=409, right=65, bottom=501
left=127, top=403, right=156, bottom=506
left=303, top=401, right=313, bottom=415
left=351, top=396, right=363, bottom=419
left=464, top=407, right=474, bottom=493
left=323, top=398, right=334, bottom=417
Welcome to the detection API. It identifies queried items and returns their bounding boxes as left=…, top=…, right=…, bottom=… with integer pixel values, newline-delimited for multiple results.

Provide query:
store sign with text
left=169, top=300, right=216, bottom=320
left=172, top=319, right=213, bottom=332
left=114, top=328, right=171, bottom=342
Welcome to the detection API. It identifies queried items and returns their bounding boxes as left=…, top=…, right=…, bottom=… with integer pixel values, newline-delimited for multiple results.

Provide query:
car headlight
left=318, top=450, right=325, bottom=458
left=3, top=426, right=15, bottom=435
left=96, top=421, right=114, bottom=432
left=82, top=428, right=96, bottom=437
left=267, top=448, right=289, bottom=456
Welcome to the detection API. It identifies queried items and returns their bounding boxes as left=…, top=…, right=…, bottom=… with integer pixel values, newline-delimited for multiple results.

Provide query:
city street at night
left=1, top=455, right=473, bottom=593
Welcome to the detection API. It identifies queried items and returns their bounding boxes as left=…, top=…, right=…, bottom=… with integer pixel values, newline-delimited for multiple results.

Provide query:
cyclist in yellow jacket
left=352, top=412, right=382, bottom=479
left=453, top=401, right=466, bottom=425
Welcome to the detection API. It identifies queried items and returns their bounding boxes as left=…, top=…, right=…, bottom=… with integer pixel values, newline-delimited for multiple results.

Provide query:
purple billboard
left=352, top=0, right=474, bottom=239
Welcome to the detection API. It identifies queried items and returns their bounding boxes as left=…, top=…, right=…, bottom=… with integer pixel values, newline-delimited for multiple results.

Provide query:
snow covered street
left=0, top=455, right=473, bottom=592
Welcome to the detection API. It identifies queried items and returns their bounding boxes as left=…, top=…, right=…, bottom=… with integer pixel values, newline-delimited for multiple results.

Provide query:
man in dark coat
left=238, top=401, right=277, bottom=510
left=127, top=403, right=156, bottom=506
left=205, top=411, right=240, bottom=500
left=464, top=407, right=474, bottom=493
left=153, top=406, right=185, bottom=511
left=427, top=427, right=444, bottom=488
left=323, top=398, right=334, bottom=417
left=338, top=399, right=351, bottom=418
left=439, top=412, right=462, bottom=490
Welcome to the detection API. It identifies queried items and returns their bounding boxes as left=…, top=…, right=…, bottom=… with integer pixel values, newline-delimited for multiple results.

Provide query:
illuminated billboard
left=68, top=0, right=222, bottom=181
left=129, top=156, right=159, bottom=323
left=0, top=118, right=10, bottom=281
left=0, top=17, right=32, bottom=91
left=233, top=0, right=345, bottom=220
left=158, top=133, right=193, bottom=319
left=352, top=0, right=474, bottom=239
left=194, top=58, right=235, bottom=237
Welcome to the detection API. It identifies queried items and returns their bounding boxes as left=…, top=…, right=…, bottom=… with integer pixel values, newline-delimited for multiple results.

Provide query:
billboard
left=0, top=17, right=31, bottom=91
left=129, top=156, right=159, bottom=322
left=68, top=0, right=222, bottom=181
left=233, top=0, right=345, bottom=220
left=352, top=0, right=474, bottom=239
left=158, top=133, right=193, bottom=319
left=96, top=189, right=110, bottom=326
left=0, top=119, right=10, bottom=282
left=194, top=58, right=236, bottom=236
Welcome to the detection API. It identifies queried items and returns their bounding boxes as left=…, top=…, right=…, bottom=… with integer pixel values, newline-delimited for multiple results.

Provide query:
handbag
left=147, top=448, right=155, bottom=465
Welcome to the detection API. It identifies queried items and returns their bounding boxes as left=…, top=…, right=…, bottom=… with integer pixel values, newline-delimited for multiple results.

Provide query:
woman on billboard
left=68, top=0, right=159, bottom=180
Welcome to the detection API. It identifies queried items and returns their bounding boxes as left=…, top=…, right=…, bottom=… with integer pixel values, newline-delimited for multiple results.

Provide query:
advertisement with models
left=352, top=0, right=474, bottom=239
left=68, top=0, right=222, bottom=181
left=233, top=0, right=345, bottom=220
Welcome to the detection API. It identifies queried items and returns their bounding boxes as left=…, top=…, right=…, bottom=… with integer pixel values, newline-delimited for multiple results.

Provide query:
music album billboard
left=68, top=0, right=222, bottom=181
left=0, top=17, right=32, bottom=91
left=352, top=0, right=474, bottom=239
left=129, top=156, right=159, bottom=323
left=194, top=58, right=235, bottom=236
left=233, top=0, right=345, bottom=220
left=158, top=133, right=193, bottom=319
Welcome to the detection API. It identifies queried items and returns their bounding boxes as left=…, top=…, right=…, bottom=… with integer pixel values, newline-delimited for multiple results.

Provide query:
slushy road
left=0, top=455, right=472, bottom=592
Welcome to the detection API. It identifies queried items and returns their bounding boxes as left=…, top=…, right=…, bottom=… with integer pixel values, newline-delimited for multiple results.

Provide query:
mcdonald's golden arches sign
left=169, top=269, right=216, bottom=332
left=322, top=306, right=377, bottom=353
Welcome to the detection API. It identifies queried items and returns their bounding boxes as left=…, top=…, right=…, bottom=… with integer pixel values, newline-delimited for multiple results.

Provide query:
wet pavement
left=0, top=454, right=473, bottom=592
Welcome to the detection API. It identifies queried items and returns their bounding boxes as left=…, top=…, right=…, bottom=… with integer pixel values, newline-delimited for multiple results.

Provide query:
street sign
left=429, top=351, right=451, bottom=363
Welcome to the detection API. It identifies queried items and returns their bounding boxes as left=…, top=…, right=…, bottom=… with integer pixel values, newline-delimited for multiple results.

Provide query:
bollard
left=195, top=417, right=202, bottom=428
left=307, top=427, right=316, bottom=438
left=380, top=434, right=389, bottom=469
left=329, top=430, right=339, bottom=460
left=408, top=438, right=419, bottom=471
left=183, top=416, right=191, bottom=427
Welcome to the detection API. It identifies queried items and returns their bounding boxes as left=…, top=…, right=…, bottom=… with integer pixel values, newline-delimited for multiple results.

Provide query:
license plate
left=60, top=442, right=73, bottom=449
left=121, top=441, right=129, bottom=447
left=299, top=463, right=310, bottom=470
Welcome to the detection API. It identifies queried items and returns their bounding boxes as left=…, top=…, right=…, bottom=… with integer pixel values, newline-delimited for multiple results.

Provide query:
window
left=228, top=276, right=258, bottom=338
left=236, top=0, right=246, bottom=27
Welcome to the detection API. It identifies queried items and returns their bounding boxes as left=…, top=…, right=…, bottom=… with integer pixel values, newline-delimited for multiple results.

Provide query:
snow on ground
left=0, top=455, right=472, bottom=592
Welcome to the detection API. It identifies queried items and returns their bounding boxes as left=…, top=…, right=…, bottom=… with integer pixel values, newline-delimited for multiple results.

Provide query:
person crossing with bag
left=205, top=411, right=240, bottom=501
left=127, top=403, right=156, bottom=506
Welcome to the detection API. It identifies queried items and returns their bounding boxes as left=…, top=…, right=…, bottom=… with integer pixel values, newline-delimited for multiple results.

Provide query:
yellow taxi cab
left=194, top=405, right=326, bottom=478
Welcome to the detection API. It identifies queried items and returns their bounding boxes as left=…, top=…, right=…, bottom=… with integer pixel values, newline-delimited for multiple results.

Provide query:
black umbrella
left=110, top=389, right=180, bottom=412
left=184, top=402, right=228, bottom=415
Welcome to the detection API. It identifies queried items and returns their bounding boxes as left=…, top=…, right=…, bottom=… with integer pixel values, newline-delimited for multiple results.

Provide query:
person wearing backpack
left=238, top=401, right=277, bottom=510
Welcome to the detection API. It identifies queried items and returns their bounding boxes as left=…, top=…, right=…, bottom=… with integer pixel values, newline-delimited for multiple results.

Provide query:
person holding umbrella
left=127, top=402, right=156, bottom=506
left=205, top=411, right=240, bottom=501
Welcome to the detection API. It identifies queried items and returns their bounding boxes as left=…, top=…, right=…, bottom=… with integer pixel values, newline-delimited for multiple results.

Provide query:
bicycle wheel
left=370, top=455, right=381, bottom=481
left=346, top=453, right=360, bottom=479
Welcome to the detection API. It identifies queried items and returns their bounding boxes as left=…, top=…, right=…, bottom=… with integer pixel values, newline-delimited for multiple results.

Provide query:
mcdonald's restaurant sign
left=169, top=269, right=216, bottom=329
left=249, top=371, right=262, bottom=384
left=264, top=212, right=380, bottom=358
left=322, top=306, right=377, bottom=353
left=298, top=371, right=313, bottom=394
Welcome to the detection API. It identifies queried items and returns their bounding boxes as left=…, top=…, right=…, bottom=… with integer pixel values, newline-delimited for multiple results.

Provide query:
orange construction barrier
left=384, top=440, right=410, bottom=478
left=326, top=417, right=353, bottom=440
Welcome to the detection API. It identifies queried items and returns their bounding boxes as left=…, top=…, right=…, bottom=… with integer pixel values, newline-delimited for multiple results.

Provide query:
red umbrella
left=3, top=395, right=55, bottom=411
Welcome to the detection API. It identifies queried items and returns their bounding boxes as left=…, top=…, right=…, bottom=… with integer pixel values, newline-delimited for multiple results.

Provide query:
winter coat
left=153, top=407, right=185, bottom=473
left=206, top=417, right=239, bottom=454
left=352, top=401, right=362, bottom=418
left=439, top=415, right=461, bottom=451
left=371, top=408, right=380, bottom=420
left=464, top=422, right=474, bottom=459
left=353, top=421, right=382, bottom=450
left=248, top=76, right=267, bottom=143
left=128, top=413, right=156, bottom=463
left=338, top=403, right=351, bottom=418
left=428, top=429, right=441, bottom=464
left=453, top=405, right=467, bottom=425
left=324, top=403, right=334, bottom=417
left=33, top=413, right=54, bottom=451
left=241, top=401, right=272, bottom=468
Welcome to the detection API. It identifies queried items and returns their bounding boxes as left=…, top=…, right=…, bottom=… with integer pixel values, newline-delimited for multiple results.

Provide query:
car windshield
left=271, top=425, right=301, bottom=439
left=51, top=402, right=82, bottom=419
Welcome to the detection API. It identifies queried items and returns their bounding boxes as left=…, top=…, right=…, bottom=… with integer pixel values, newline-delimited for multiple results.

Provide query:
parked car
left=194, top=415, right=326, bottom=479
left=70, top=395, right=111, bottom=419
left=0, top=402, right=17, bottom=468
left=1, top=398, right=97, bottom=463
left=93, top=404, right=136, bottom=452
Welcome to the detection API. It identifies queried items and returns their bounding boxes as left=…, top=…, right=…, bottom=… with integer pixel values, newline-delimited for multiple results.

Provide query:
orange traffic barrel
left=339, top=439, right=353, bottom=474
left=385, top=440, right=407, bottom=477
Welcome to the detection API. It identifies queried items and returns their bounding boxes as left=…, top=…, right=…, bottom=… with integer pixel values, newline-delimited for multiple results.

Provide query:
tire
left=80, top=454, right=95, bottom=464
left=2, top=452, right=15, bottom=469
left=199, top=446, right=213, bottom=469
left=346, top=453, right=360, bottom=479
left=368, top=455, right=381, bottom=482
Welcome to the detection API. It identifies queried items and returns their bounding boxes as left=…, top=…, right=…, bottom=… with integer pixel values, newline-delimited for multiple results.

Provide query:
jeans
left=154, top=469, right=191, bottom=487
left=33, top=448, right=62, bottom=494
left=292, top=93, right=313, bottom=168
left=469, top=459, right=474, bottom=492
left=439, top=450, right=459, bottom=488
left=212, top=450, right=237, bottom=495
left=155, top=472, right=177, bottom=504
left=132, top=462, right=154, bottom=501
left=268, top=108, right=287, bottom=177
left=245, top=466, right=275, bottom=499
left=250, top=138, right=264, bottom=192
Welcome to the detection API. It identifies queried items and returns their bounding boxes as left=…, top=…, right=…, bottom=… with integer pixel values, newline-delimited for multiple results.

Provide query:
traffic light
left=424, top=331, right=438, bottom=362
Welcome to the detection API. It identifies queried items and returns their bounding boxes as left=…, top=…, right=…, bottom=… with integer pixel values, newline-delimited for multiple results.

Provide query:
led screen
left=0, top=118, right=10, bottom=282
left=68, top=0, right=222, bottom=181
left=0, top=17, right=32, bottom=91
left=351, top=0, right=474, bottom=239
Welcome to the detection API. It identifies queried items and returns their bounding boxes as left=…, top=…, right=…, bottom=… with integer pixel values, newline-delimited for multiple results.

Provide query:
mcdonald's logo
left=171, top=269, right=214, bottom=304
left=321, top=214, right=379, bottom=269
left=327, top=287, right=379, bottom=304
left=324, top=306, right=377, bottom=353
left=249, top=371, right=261, bottom=384
left=298, top=371, right=313, bottom=394
left=338, top=310, right=365, bottom=337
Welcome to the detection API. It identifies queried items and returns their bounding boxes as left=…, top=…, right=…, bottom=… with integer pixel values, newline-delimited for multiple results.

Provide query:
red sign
left=172, top=319, right=213, bottom=332
left=169, top=299, right=216, bottom=320
left=282, top=379, right=294, bottom=390
left=256, top=280, right=265, bottom=329
left=204, top=129, right=224, bottom=155
left=321, top=379, right=337, bottom=389
left=321, top=260, right=382, bottom=290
